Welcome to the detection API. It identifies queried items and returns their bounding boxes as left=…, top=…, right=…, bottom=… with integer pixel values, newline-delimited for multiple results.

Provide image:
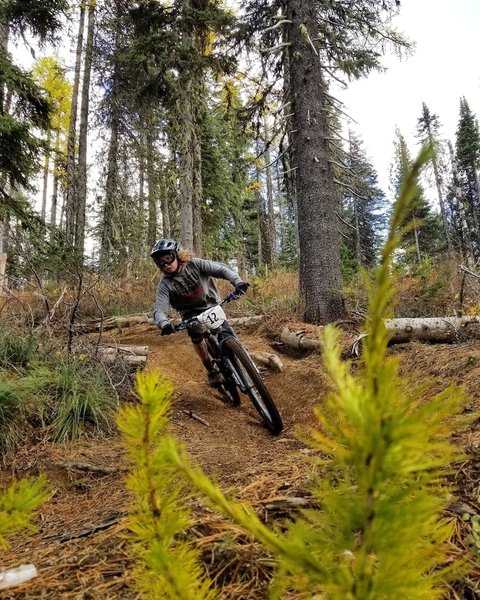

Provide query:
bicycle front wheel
left=206, top=337, right=240, bottom=407
left=224, top=336, right=283, bottom=434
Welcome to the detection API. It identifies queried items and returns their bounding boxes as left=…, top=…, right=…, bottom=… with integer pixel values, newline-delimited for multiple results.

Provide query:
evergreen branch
left=336, top=211, right=356, bottom=230
left=261, top=20, right=291, bottom=34
left=0, top=476, right=51, bottom=549
left=259, top=42, right=290, bottom=54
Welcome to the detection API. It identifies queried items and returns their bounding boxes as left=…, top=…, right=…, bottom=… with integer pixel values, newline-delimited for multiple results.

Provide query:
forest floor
left=2, top=320, right=480, bottom=599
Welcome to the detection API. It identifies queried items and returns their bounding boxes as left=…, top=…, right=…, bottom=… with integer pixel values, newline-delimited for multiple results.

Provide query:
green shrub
left=0, top=332, right=38, bottom=368
left=0, top=379, right=22, bottom=453
left=18, top=359, right=117, bottom=441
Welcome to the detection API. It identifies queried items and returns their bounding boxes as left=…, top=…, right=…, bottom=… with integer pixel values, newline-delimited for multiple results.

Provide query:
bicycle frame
left=175, top=292, right=250, bottom=393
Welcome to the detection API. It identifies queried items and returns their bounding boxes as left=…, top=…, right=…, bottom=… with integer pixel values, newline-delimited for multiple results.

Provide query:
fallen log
left=383, top=315, right=480, bottom=343
left=280, top=328, right=322, bottom=351
left=250, top=351, right=284, bottom=372
left=280, top=315, right=480, bottom=354
left=77, top=313, right=264, bottom=333
left=96, top=344, right=148, bottom=367
left=97, top=344, right=149, bottom=356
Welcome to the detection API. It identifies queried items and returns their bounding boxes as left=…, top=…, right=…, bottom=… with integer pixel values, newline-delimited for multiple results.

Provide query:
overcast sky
left=339, top=0, right=480, bottom=200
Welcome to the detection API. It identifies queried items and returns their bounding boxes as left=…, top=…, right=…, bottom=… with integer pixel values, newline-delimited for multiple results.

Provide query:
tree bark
left=40, top=129, right=51, bottom=221
left=75, top=0, right=95, bottom=257
left=64, top=1, right=86, bottom=244
left=49, top=129, right=61, bottom=239
left=286, top=0, right=346, bottom=324
left=146, top=126, right=157, bottom=247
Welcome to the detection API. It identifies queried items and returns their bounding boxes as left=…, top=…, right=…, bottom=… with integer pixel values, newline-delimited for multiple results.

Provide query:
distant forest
left=2, top=0, right=480, bottom=323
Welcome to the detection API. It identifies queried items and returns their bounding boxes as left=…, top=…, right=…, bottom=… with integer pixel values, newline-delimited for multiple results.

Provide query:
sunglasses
left=156, top=253, right=176, bottom=268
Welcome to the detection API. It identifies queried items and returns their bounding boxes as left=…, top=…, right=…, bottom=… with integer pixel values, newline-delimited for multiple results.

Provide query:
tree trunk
left=75, top=0, right=95, bottom=257
left=286, top=0, right=346, bottom=324
left=146, top=126, right=157, bottom=247
left=431, top=144, right=452, bottom=252
left=0, top=220, right=6, bottom=295
left=177, top=75, right=195, bottom=250
left=192, top=102, right=203, bottom=255
left=0, top=18, right=9, bottom=281
left=100, top=86, right=120, bottom=268
left=40, top=129, right=52, bottom=222
left=64, top=1, right=85, bottom=244
left=412, top=211, right=421, bottom=262
left=49, top=129, right=60, bottom=239
left=264, top=119, right=276, bottom=266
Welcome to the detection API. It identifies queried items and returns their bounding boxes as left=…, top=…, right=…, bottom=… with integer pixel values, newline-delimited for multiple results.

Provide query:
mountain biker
left=151, top=238, right=250, bottom=387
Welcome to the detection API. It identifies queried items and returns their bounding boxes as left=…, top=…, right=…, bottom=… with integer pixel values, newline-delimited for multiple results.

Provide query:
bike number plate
left=198, top=305, right=226, bottom=330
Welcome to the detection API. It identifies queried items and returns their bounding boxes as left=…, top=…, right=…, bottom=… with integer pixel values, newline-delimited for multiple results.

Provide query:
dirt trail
left=116, top=322, right=326, bottom=482
left=2, top=325, right=480, bottom=598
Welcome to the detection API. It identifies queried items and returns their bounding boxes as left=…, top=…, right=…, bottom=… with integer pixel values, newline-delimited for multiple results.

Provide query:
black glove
left=235, top=281, right=250, bottom=295
left=160, top=322, right=175, bottom=336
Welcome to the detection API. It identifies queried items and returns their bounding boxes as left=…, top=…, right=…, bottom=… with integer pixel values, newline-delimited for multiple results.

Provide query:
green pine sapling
left=123, top=146, right=471, bottom=598
left=0, top=476, right=51, bottom=549
left=117, top=373, right=217, bottom=600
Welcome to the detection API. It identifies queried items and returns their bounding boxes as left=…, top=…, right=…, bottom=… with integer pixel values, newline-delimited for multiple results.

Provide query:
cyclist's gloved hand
left=160, top=322, right=175, bottom=336
left=235, top=281, right=250, bottom=295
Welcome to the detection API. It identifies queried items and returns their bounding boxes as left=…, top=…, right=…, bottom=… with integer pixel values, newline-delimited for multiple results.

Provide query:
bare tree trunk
left=431, top=148, right=452, bottom=252
left=100, top=92, right=119, bottom=267
left=192, top=107, right=203, bottom=255
left=264, top=121, right=276, bottom=266
left=353, top=197, right=362, bottom=265
left=64, top=1, right=85, bottom=243
left=177, top=76, right=195, bottom=250
left=412, top=211, right=421, bottom=262
left=75, top=0, right=95, bottom=257
left=50, top=154, right=60, bottom=241
left=146, top=126, right=157, bottom=247
left=0, top=19, right=9, bottom=285
left=286, top=0, right=346, bottom=324
left=40, top=129, right=52, bottom=221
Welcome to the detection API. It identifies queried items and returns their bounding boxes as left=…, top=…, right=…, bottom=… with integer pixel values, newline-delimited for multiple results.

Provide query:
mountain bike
left=175, top=292, right=283, bottom=435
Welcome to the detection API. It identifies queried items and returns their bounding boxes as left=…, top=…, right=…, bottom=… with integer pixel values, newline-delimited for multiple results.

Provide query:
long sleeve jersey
left=153, top=258, right=242, bottom=328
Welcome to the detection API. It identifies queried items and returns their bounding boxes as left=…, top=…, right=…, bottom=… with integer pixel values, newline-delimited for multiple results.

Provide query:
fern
left=117, top=371, right=217, bottom=600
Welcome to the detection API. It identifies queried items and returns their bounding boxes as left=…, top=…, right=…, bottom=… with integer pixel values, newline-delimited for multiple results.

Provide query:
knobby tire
left=206, top=337, right=240, bottom=407
left=224, top=336, right=283, bottom=435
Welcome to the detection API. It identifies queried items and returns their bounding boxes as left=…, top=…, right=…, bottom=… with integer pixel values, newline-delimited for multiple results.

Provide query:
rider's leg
left=188, top=323, right=223, bottom=386
left=192, top=339, right=213, bottom=369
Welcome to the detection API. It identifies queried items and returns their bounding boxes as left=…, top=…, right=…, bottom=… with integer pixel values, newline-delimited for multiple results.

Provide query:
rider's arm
left=193, top=258, right=242, bottom=287
left=153, top=280, right=171, bottom=329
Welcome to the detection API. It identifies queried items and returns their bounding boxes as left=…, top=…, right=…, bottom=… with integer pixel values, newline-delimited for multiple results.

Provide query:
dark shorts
left=182, top=308, right=234, bottom=344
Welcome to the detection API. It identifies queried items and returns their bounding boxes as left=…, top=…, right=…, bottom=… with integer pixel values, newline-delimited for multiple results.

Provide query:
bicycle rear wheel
left=224, top=336, right=283, bottom=434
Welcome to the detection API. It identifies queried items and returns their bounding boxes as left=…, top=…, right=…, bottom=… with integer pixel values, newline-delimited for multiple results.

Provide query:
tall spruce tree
left=390, top=129, right=442, bottom=264
left=341, top=132, right=386, bottom=271
left=455, top=97, right=480, bottom=257
left=243, top=0, right=409, bottom=323
left=416, top=102, right=452, bottom=251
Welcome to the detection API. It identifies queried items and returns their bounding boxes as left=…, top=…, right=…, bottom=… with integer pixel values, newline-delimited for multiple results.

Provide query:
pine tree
left=243, top=0, right=409, bottom=323
left=455, top=97, right=480, bottom=257
left=341, top=132, right=387, bottom=271
left=390, top=129, right=443, bottom=265
left=416, top=102, right=452, bottom=251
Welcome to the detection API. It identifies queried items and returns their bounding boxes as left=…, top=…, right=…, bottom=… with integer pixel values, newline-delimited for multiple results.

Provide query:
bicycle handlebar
left=174, top=290, right=244, bottom=332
